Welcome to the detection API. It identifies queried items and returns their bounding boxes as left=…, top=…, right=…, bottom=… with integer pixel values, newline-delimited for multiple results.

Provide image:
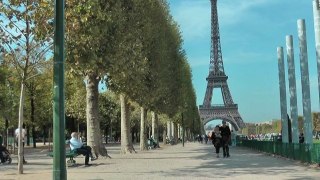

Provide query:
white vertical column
left=297, top=19, right=313, bottom=146
left=171, top=121, right=174, bottom=138
left=277, top=46, right=289, bottom=143
left=286, top=35, right=299, bottom=143
left=151, top=112, right=155, bottom=138
left=178, top=124, right=181, bottom=139
left=313, top=0, right=320, bottom=109
left=167, top=121, right=171, bottom=139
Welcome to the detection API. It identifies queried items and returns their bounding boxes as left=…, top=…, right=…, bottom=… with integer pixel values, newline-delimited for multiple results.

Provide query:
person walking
left=231, top=130, right=237, bottom=146
left=15, top=124, right=27, bottom=164
left=211, top=125, right=222, bottom=158
left=299, top=133, right=304, bottom=143
left=219, top=121, right=231, bottom=158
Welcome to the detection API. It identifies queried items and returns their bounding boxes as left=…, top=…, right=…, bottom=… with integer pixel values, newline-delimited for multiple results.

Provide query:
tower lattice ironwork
left=199, top=0, right=245, bottom=130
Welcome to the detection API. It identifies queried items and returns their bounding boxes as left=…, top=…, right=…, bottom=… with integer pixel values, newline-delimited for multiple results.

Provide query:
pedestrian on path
left=299, top=133, right=304, bottom=143
left=231, top=130, right=237, bottom=146
left=15, top=124, right=27, bottom=164
left=211, top=125, right=222, bottom=158
left=220, top=121, right=231, bottom=158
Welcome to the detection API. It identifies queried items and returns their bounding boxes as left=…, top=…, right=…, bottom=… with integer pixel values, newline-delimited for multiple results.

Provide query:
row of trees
left=0, top=0, right=201, bottom=166
left=241, top=112, right=320, bottom=136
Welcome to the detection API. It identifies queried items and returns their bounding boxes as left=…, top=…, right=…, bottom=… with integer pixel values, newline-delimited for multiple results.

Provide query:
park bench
left=48, top=150, right=79, bottom=167
left=48, top=140, right=80, bottom=167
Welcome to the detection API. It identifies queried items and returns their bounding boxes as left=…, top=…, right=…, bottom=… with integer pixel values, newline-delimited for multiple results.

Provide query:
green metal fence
left=239, top=140, right=320, bottom=164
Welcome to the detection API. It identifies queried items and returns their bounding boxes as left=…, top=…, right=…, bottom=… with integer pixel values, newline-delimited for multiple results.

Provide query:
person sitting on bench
left=69, top=132, right=96, bottom=166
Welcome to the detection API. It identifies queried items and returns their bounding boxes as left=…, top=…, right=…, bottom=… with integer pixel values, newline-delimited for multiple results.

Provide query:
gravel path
left=1, top=142, right=319, bottom=180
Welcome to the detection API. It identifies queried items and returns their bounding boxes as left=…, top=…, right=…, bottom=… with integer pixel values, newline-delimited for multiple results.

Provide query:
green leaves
left=104, top=0, right=199, bottom=126
left=65, top=74, right=86, bottom=121
left=65, top=0, right=119, bottom=75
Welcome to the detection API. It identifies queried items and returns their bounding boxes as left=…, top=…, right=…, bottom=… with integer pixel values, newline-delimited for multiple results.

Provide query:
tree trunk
left=120, top=94, right=135, bottom=154
left=131, top=130, right=135, bottom=143
left=128, top=108, right=135, bottom=148
left=163, top=129, right=167, bottom=145
left=30, top=89, right=36, bottom=148
left=186, top=128, right=190, bottom=141
left=140, top=107, right=147, bottom=151
left=105, top=126, right=108, bottom=144
left=26, top=126, right=30, bottom=146
left=18, top=82, right=25, bottom=174
left=110, top=121, right=113, bottom=142
left=86, top=74, right=109, bottom=158
left=32, top=125, right=36, bottom=148
left=167, top=121, right=172, bottom=140
left=174, top=122, right=178, bottom=143
left=156, top=114, right=160, bottom=147
left=151, top=112, right=156, bottom=140
left=136, top=132, right=139, bottom=143
left=151, top=112, right=159, bottom=146
left=43, top=125, right=46, bottom=145
left=4, top=117, right=8, bottom=147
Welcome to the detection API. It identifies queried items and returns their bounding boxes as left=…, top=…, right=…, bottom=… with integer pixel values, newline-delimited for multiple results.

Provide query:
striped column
left=277, top=47, right=289, bottom=143
left=286, top=35, right=299, bottom=144
left=313, top=0, right=320, bottom=109
left=167, top=121, right=171, bottom=140
left=297, top=19, right=313, bottom=146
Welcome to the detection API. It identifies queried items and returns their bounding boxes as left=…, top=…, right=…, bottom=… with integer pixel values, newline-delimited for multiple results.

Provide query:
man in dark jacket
left=219, top=121, right=231, bottom=158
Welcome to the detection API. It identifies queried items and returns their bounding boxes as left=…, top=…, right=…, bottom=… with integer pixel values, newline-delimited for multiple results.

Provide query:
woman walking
left=211, top=125, right=222, bottom=158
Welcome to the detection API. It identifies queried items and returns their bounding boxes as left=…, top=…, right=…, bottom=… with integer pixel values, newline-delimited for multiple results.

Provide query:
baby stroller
left=0, top=145, right=12, bottom=164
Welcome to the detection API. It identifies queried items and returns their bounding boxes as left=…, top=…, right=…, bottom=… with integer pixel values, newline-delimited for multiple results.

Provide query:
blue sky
left=168, top=0, right=319, bottom=123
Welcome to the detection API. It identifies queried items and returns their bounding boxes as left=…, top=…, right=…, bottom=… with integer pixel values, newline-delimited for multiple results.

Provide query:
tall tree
left=65, top=0, right=124, bottom=157
left=0, top=0, right=53, bottom=173
left=111, top=0, right=198, bottom=149
left=105, top=0, right=150, bottom=153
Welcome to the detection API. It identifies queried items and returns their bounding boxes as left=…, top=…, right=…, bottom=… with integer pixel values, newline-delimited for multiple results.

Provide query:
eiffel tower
left=199, top=0, right=245, bottom=131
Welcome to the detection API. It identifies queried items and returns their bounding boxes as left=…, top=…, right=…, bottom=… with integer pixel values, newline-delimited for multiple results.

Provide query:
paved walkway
left=1, top=142, right=320, bottom=180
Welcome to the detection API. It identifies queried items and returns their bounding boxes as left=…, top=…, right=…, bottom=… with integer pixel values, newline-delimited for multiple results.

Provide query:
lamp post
left=53, top=0, right=66, bottom=179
